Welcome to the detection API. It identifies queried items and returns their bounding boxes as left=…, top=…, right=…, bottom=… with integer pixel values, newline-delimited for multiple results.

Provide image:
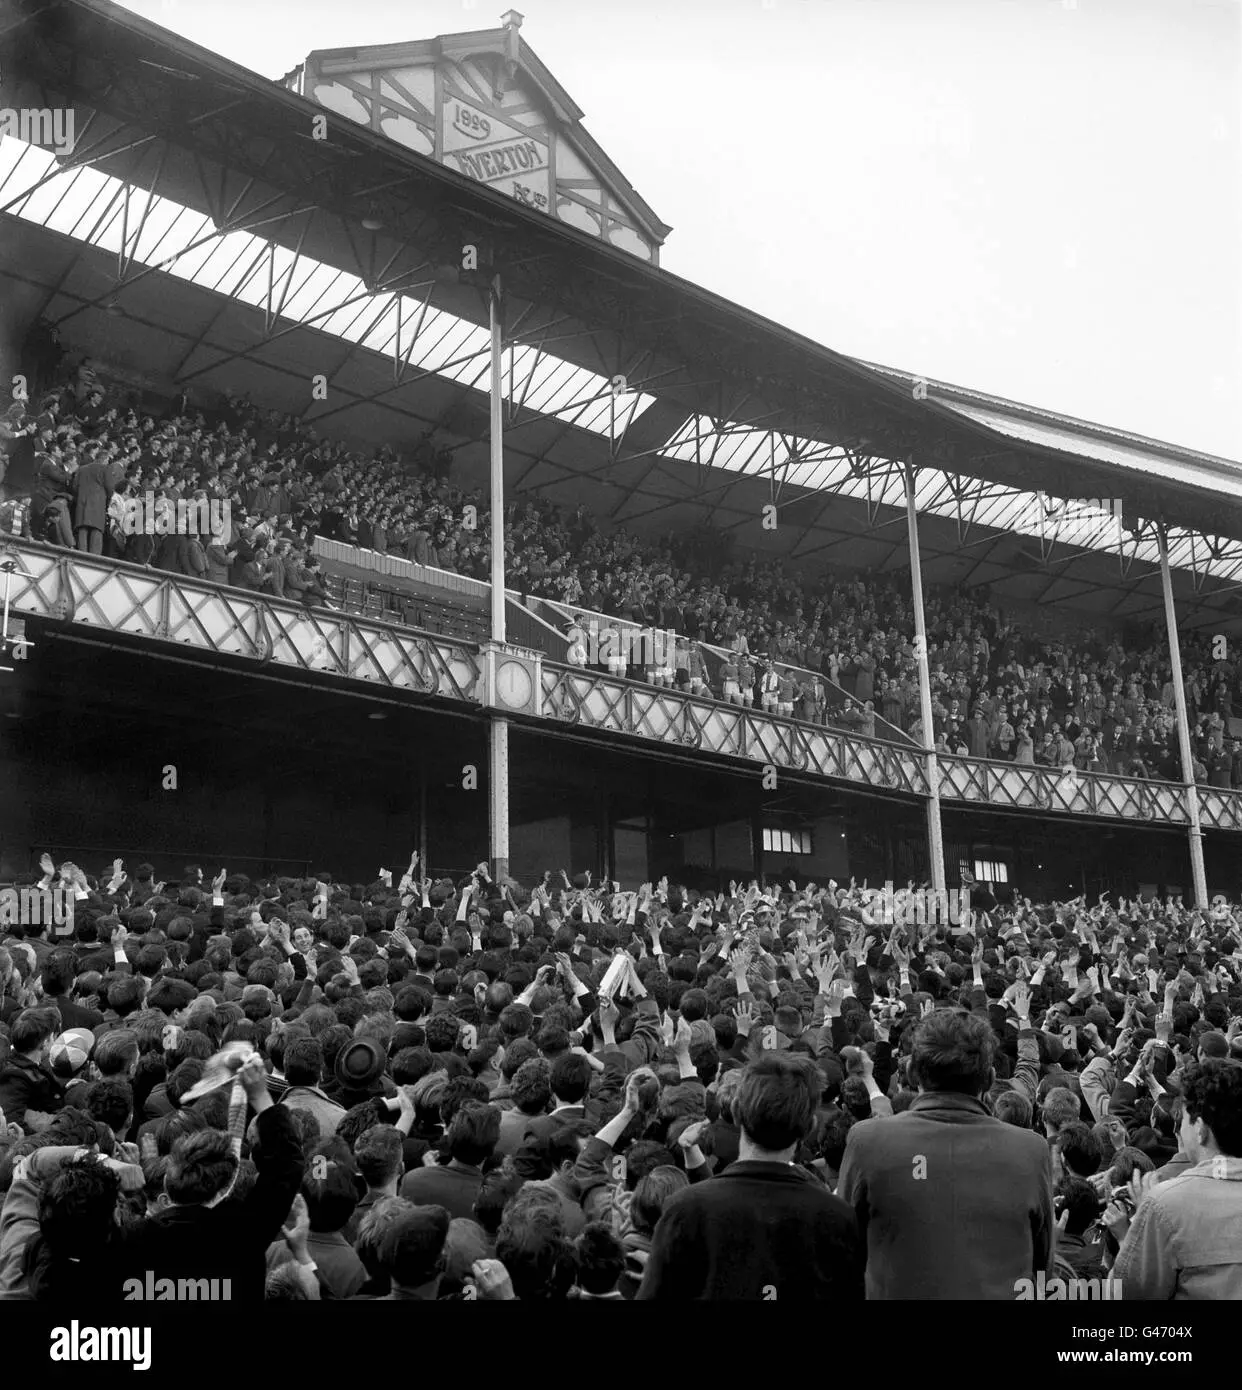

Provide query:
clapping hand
left=469, top=1259, right=515, bottom=1301
left=599, top=993, right=620, bottom=1032
left=623, top=1067, right=654, bottom=1114
left=284, top=1193, right=311, bottom=1251
left=677, top=1119, right=709, bottom=1151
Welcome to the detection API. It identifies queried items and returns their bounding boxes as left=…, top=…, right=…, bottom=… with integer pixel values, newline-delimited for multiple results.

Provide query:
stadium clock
left=495, top=656, right=535, bottom=712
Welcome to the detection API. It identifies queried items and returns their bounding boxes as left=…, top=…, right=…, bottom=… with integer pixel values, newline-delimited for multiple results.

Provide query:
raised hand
left=284, top=1193, right=311, bottom=1250
left=734, top=999, right=756, bottom=1037
left=622, top=1067, right=649, bottom=1114
left=677, top=1119, right=709, bottom=1151
left=469, top=1259, right=515, bottom=1301
left=1011, top=980, right=1031, bottom=1021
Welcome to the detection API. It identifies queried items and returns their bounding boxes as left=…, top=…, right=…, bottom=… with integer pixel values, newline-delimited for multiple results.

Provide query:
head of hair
left=35, top=1158, right=120, bottom=1270
left=353, top=1124, right=404, bottom=1188
left=494, top=1187, right=578, bottom=1300
left=301, top=1155, right=361, bottom=1233
left=83, top=1079, right=133, bottom=1135
left=1181, top=1059, right=1242, bottom=1157
left=992, top=1088, right=1033, bottom=1129
left=909, top=1010, right=994, bottom=1096
left=1057, top=1175, right=1101, bottom=1237
left=733, top=1054, right=821, bottom=1151
left=548, top=1052, right=591, bottom=1105
left=283, top=1036, right=324, bottom=1087
left=93, top=1029, right=140, bottom=1077
left=630, top=1164, right=689, bottom=1236
left=446, top=1102, right=501, bottom=1166
left=1041, top=1086, right=1082, bottom=1135
left=1108, top=1145, right=1156, bottom=1186
left=163, top=1129, right=238, bottom=1205
left=472, top=1168, right=522, bottom=1235
left=10, top=1007, right=61, bottom=1055
left=380, top=1204, right=451, bottom=1287
left=574, top=1222, right=626, bottom=1295
left=1053, top=1120, right=1103, bottom=1177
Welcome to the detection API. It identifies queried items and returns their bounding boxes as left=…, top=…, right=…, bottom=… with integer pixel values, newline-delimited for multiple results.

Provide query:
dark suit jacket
left=637, top=1161, right=863, bottom=1301
left=836, top=1092, right=1054, bottom=1299
left=398, top=1160, right=484, bottom=1222
left=521, top=1104, right=587, bottom=1147
left=45, top=994, right=104, bottom=1032
left=0, top=1055, right=65, bottom=1127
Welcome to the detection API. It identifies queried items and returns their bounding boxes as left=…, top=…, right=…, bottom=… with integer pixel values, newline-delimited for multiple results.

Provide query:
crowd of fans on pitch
left=2, top=360, right=1239, bottom=783
left=0, top=855, right=1240, bottom=1301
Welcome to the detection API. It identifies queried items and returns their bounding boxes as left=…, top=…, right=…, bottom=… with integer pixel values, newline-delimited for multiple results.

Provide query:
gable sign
left=440, top=94, right=551, bottom=213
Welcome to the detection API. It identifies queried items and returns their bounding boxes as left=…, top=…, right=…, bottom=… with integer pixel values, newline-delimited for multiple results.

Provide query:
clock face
left=496, top=659, right=533, bottom=709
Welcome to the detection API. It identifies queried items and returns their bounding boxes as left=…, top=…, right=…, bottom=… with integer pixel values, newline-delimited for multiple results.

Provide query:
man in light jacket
left=1108, top=1060, right=1242, bottom=1299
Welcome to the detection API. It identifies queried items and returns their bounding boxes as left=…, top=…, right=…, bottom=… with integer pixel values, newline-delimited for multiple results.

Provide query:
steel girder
left=0, top=540, right=481, bottom=702
left=2, top=537, right=1241, bottom=832
left=538, top=665, right=926, bottom=796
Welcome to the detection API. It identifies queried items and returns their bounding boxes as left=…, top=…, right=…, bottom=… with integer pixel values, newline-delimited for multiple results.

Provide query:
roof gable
left=289, top=11, right=670, bottom=263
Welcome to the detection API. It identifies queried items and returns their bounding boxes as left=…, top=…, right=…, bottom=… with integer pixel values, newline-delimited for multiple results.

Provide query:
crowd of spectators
left=2, top=358, right=1239, bottom=783
left=1, top=852, right=1240, bottom=1302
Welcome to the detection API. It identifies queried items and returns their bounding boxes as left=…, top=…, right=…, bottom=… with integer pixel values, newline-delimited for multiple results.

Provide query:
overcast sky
left=115, top=0, right=1240, bottom=461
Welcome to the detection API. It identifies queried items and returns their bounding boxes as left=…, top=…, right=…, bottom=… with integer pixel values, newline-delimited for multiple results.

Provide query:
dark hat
left=334, top=1037, right=386, bottom=1089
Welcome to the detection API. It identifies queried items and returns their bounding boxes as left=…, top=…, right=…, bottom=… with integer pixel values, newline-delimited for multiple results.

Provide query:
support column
left=597, top=786, right=611, bottom=885
left=905, top=458, right=946, bottom=892
left=1157, top=524, right=1208, bottom=906
left=488, top=275, right=506, bottom=648
left=418, top=761, right=428, bottom=873
left=489, top=717, right=510, bottom=883
left=488, top=275, right=510, bottom=881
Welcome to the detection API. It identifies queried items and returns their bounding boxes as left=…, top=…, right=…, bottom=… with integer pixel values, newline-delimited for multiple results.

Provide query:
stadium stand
left=3, top=361, right=1238, bottom=782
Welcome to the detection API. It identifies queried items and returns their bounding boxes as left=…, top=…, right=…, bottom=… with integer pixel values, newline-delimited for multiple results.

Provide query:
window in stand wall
left=962, top=859, right=1008, bottom=884
left=763, top=828, right=813, bottom=855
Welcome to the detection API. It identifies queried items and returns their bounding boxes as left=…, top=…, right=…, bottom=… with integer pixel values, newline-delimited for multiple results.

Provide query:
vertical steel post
left=905, top=458, right=946, bottom=892
left=1157, top=524, right=1207, bottom=906
left=488, top=276, right=509, bottom=881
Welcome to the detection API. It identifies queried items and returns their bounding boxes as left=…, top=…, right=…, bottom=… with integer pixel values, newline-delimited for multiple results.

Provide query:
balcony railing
left=4, top=537, right=1240, bottom=831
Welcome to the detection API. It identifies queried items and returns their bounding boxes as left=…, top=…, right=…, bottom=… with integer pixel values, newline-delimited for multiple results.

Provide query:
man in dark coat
left=114, top=1054, right=302, bottom=1301
left=637, top=1054, right=864, bottom=1301
left=837, top=1008, right=1054, bottom=1299
left=71, top=446, right=120, bottom=554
